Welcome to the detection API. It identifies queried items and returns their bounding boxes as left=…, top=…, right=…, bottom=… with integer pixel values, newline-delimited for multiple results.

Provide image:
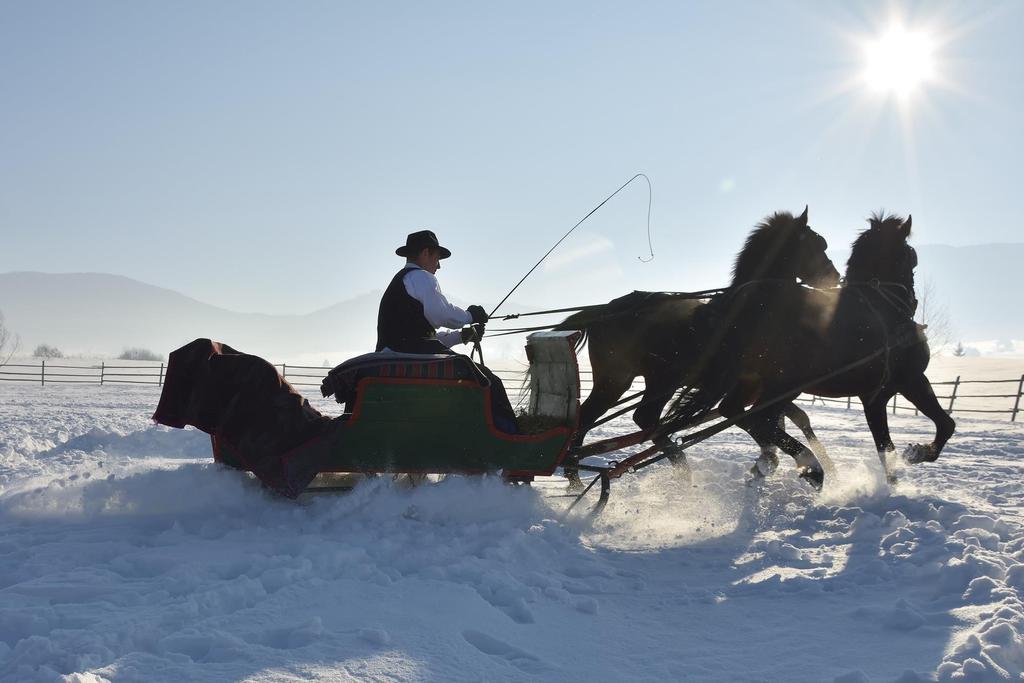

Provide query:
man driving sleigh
left=377, top=230, right=519, bottom=433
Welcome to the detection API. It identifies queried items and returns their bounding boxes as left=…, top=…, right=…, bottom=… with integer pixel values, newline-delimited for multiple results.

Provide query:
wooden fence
left=2, top=361, right=1023, bottom=422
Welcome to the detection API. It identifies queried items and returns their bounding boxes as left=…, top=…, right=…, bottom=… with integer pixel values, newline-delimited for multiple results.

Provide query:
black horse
left=660, top=213, right=954, bottom=487
left=557, top=207, right=840, bottom=483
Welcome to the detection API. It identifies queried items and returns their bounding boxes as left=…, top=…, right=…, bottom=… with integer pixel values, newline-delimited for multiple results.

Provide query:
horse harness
left=492, top=280, right=924, bottom=409
left=843, top=279, right=924, bottom=404
left=697, top=278, right=923, bottom=407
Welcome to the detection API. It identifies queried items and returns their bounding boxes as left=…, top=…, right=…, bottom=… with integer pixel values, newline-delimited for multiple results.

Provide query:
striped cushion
left=322, top=354, right=483, bottom=404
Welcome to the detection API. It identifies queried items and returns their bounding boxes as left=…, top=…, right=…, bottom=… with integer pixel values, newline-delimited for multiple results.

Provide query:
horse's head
left=732, top=206, right=840, bottom=288
left=846, top=213, right=917, bottom=297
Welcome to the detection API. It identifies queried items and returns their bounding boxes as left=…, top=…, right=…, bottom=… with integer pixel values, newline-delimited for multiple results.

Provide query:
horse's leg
left=714, top=390, right=782, bottom=480
left=565, top=370, right=634, bottom=489
left=897, top=373, right=956, bottom=464
left=758, top=415, right=783, bottom=472
left=861, top=391, right=898, bottom=484
left=783, top=402, right=835, bottom=480
left=730, top=392, right=824, bottom=489
left=716, top=391, right=776, bottom=479
left=636, top=373, right=691, bottom=484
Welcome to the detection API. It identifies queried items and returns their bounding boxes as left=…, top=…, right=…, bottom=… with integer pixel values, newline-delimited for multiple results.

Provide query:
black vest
left=375, top=266, right=450, bottom=354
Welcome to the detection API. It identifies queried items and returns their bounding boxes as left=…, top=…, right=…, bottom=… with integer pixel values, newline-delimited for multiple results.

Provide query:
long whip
left=487, top=173, right=653, bottom=319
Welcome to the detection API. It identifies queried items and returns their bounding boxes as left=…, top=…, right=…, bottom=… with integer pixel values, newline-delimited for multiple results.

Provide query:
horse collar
left=845, top=280, right=916, bottom=319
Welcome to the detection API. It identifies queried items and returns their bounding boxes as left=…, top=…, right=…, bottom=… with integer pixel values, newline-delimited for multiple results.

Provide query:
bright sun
left=862, top=25, right=936, bottom=95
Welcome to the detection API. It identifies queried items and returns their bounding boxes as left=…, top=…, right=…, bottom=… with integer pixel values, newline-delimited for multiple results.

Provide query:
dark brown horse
left=557, top=208, right=840, bottom=483
left=660, top=213, right=954, bottom=487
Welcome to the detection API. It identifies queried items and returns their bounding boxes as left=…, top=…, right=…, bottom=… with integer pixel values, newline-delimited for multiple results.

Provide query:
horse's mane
left=846, top=211, right=909, bottom=278
left=731, top=211, right=799, bottom=284
left=870, top=211, right=909, bottom=232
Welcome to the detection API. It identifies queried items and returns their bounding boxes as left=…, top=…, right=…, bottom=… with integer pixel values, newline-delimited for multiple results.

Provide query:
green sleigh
left=210, top=331, right=582, bottom=490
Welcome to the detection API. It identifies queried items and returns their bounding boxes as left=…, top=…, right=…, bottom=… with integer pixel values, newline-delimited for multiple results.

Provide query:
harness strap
left=852, top=287, right=894, bottom=405
left=844, top=279, right=917, bottom=317
left=498, top=288, right=730, bottom=322
left=843, top=280, right=921, bottom=405
left=498, top=281, right=824, bottom=338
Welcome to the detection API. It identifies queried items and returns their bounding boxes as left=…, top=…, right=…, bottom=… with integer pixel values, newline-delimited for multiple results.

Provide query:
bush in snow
left=118, top=347, right=163, bottom=361
left=33, top=344, right=63, bottom=359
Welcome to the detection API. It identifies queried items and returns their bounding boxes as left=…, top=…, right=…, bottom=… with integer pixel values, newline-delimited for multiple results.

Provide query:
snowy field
left=2, top=383, right=1024, bottom=682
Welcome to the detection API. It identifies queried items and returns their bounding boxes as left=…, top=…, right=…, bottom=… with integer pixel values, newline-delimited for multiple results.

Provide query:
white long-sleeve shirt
left=403, top=263, right=473, bottom=348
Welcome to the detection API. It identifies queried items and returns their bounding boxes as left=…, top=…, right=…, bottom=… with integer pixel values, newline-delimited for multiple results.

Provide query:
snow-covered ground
left=2, top=383, right=1024, bottom=682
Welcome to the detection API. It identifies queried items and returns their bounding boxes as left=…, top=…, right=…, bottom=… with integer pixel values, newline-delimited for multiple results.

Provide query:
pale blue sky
left=2, top=1, right=1022, bottom=314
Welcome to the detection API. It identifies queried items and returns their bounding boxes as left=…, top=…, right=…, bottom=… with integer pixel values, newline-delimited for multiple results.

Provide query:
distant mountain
left=0, top=272, right=535, bottom=362
left=1, top=245, right=1020, bottom=361
left=0, top=272, right=383, bottom=360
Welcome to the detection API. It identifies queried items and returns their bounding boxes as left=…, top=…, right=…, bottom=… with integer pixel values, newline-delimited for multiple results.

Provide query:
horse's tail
left=654, top=297, right=736, bottom=437
left=657, top=385, right=724, bottom=439
left=573, top=328, right=589, bottom=355
left=553, top=307, right=604, bottom=333
left=552, top=309, right=595, bottom=357
left=517, top=365, right=532, bottom=411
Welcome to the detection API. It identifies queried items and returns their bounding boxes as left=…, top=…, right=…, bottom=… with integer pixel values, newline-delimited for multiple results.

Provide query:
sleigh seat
left=320, top=351, right=488, bottom=410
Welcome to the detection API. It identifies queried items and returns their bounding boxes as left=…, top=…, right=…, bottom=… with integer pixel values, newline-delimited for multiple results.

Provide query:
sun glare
left=863, top=25, right=936, bottom=95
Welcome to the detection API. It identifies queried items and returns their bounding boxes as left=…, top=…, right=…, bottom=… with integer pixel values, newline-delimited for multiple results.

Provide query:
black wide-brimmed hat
left=396, top=230, right=451, bottom=259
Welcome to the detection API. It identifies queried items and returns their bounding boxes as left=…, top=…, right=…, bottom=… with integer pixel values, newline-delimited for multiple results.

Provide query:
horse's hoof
left=752, top=455, right=778, bottom=478
left=902, top=443, right=938, bottom=464
left=661, top=439, right=684, bottom=455
left=798, top=465, right=824, bottom=491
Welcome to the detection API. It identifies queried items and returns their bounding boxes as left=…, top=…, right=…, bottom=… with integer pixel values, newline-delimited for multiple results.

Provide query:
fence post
left=892, top=395, right=897, bottom=415
left=947, top=375, right=960, bottom=414
left=283, top=363, right=287, bottom=379
left=1012, top=374, right=1024, bottom=422
left=100, top=362, right=105, bottom=385
left=847, top=396, right=852, bottom=410
left=41, top=360, right=45, bottom=386
left=159, top=363, right=164, bottom=387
